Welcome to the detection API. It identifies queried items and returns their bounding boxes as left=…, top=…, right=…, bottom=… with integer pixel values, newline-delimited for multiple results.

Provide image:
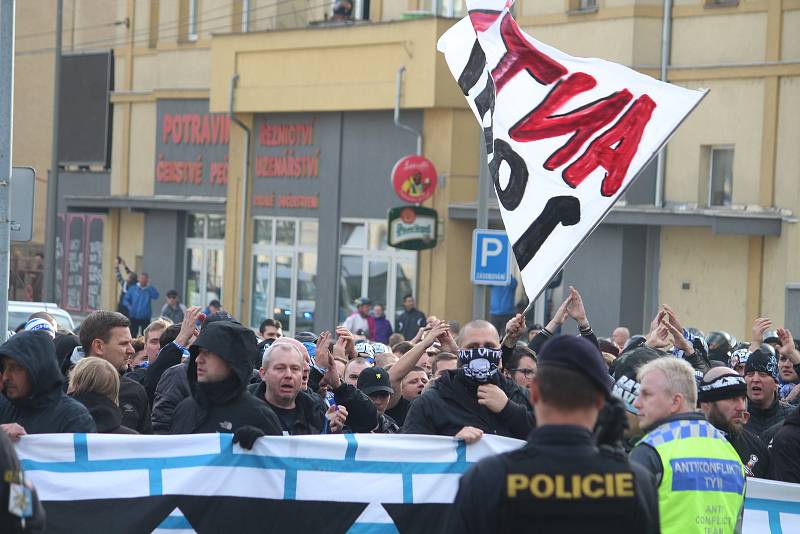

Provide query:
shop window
left=708, top=146, right=733, bottom=207
left=185, top=214, right=225, bottom=308
left=338, top=219, right=417, bottom=326
left=251, top=217, right=318, bottom=335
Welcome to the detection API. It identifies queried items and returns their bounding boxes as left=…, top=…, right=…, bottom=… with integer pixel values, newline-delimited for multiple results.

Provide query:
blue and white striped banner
left=13, top=433, right=800, bottom=533
left=15, top=433, right=522, bottom=533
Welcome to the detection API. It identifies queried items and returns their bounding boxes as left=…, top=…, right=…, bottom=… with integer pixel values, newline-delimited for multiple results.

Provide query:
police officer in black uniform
left=447, top=336, right=659, bottom=534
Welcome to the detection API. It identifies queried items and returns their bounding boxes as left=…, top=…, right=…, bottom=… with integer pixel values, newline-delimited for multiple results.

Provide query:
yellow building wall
left=659, top=227, right=750, bottom=339
left=209, top=18, right=463, bottom=114
left=760, top=75, right=800, bottom=324
left=521, top=18, right=637, bottom=65
left=671, top=13, right=767, bottom=65
left=784, top=10, right=800, bottom=61
left=128, top=102, right=156, bottom=197
left=664, top=78, right=765, bottom=206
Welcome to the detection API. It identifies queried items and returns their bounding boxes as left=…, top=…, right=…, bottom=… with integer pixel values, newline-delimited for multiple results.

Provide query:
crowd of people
left=2, top=283, right=800, bottom=531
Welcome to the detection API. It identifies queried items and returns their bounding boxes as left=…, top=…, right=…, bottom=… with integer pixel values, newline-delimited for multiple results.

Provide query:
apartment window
left=339, top=220, right=416, bottom=326
left=706, top=0, right=739, bottom=7
left=242, top=0, right=250, bottom=32
left=188, top=0, right=198, bottom=41
left=708, top=147, right=734, bottom=207
left=251, top=217, right=318, bottom=335
left=185, top=214, right=225, bottom=308
left=571, top=0, right=597, bottom=12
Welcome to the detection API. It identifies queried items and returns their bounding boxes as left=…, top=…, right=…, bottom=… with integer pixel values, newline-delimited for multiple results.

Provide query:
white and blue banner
left=15, top=433, right=520, bottom=533
left=13, top=433, right=800, bottom=533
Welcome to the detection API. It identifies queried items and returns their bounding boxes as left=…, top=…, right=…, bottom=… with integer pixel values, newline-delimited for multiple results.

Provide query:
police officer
left=631, top=357, right=745, bottom=534
left=447, top=336, right=659, bottom=534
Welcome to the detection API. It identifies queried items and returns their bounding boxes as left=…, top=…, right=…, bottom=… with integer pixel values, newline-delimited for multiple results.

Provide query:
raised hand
left=565, top=286, right=588, bottom=327
left=503, top=314, right=527, bottom=348
left=750, top=317, right=773, bottom=347
left=645, top=324, right=671, bottom=349
left=777, top=328, right=800, bottom=365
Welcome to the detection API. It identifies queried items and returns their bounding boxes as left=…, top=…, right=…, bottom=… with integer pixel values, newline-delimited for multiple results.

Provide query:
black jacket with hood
left=70, top=391, right=138, bottom=434
left=402, top=369, right=534, bottom=439
left=169, top=322, right=282, bottom=436
left=0, top=331, right=96, bottom=434
left=769, top=405, right=800, bottom=482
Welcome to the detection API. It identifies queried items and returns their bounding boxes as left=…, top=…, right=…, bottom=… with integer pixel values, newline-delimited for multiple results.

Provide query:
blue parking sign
left=471, top=229, right=512, bottom=286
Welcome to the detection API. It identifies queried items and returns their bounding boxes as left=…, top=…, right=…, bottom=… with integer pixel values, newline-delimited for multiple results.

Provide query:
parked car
left=8, top=301, right=76, bottom=332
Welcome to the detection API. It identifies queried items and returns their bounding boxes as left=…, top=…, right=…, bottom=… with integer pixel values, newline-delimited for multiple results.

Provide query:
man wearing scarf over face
left=699, top=367, right=771, bottom=479
left=402, top=320, right=533, bottom=442
left=169, top=321, right=282, bottom=445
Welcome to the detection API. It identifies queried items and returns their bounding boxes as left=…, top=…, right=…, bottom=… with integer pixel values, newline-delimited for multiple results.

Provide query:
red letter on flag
left=562, top=95, right=657, bottom=196
left=509, top=73, right=633, bottom=170
left=491, top=13, right=567, bottom=91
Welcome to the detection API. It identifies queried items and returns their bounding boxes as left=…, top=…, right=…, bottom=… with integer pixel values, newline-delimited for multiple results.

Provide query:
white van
left=7, top=301, right=77, bottom=332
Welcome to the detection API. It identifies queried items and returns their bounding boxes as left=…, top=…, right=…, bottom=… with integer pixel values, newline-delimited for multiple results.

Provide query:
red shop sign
left=391, top=155, right=437, bottom=204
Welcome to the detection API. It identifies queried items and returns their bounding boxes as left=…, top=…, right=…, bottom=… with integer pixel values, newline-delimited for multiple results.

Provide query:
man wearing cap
left=630, top=357, right=745, bottom=534
left=343, top=298, right=371, bottom=339
left=699, top=367, right=771, bottom=478
left=448, top=336, right=658, bottom=533
left=743, top=345, right=793, bottom=442
left=23, top=316, right=56, bottom=339
left=357, top=367, right=400, bottom=433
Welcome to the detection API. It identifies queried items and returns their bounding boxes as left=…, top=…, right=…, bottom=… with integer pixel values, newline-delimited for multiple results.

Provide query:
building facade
left=11, top=0, right=800, bottom=340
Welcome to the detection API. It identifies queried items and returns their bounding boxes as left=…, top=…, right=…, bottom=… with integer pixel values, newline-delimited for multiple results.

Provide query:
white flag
left=438, top=0, right=706, bottom=301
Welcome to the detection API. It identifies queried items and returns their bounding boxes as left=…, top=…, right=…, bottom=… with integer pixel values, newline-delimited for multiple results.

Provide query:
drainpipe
left=229, top=74, right=250, bottom=322
left=394, top=66, right=423, bottom=155
left=654, top=0, right=673, bottom=208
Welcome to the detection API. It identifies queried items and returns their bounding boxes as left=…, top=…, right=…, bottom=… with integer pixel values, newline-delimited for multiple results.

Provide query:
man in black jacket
left=770, top=405, right=800, bottom=482
left=79, top=311, right=151, bottom=433
left=699, top=367, right=771, bottom=478
left=448, top=336, right=659, bottom=533
left=402, top=320, right=534, bottom=442
left=395, top=294, right=426, bottom=342
left=170, top=321, right=281, bottom=441
left=249, top=338, right=377, bottom=435
left=0, top=331, right=96, bottom=438
left=744, top=346, right=793, bottom=442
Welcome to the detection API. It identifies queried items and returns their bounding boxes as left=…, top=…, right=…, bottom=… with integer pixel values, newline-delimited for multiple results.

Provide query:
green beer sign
left=387, top=206, right=438, bottom=250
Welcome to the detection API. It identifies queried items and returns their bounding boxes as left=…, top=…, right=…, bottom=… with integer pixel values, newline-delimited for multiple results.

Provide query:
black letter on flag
left=489, top=139, right=529, bottom=211
left=513, top=196, right=581, bottom=270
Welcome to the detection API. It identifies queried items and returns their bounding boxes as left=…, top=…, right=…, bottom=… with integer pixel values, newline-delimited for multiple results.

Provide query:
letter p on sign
left=481, top=237, right=502, bottom=268
left=471, top=229, right=512, bottom=286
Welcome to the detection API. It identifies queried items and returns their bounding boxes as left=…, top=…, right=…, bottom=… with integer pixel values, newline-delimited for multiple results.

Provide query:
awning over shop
left=64, top=194, right=226, bottom=213
left=448, top=198, right=787, bottom=236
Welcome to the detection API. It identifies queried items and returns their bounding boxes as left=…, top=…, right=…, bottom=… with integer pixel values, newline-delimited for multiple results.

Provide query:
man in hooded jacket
left=402, top=320, right=534, bottom=442
left=169, top=321, right=282, bottom=441
left=0, top=331, right=96, bottom=435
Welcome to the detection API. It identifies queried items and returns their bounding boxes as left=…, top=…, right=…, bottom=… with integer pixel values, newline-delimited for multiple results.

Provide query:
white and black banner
left=16, top=433, right=520, bottom=533
left=14, top=434, right=800, bottom=533
left=437, top=0, right=707, bottom=301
